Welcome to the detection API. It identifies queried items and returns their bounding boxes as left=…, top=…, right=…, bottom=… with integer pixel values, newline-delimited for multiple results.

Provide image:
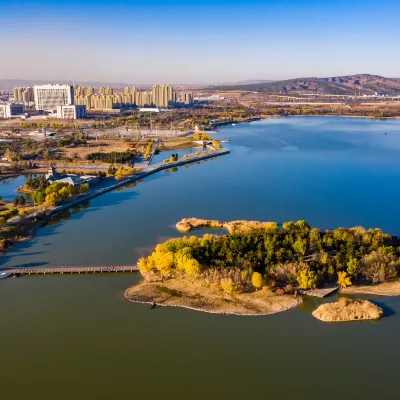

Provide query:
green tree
left=346, top=258, right=359, bottom=278
left=80, top=183, right=89, bottom=193
left=293, top=238, right=307, bottom=256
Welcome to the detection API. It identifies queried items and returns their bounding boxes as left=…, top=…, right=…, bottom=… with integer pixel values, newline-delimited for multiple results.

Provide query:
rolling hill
left=214, top=74, right=400, bottom=96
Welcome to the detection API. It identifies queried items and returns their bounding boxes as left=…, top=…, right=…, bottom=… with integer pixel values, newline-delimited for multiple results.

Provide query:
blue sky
left=1, top=0, right=399, bottom=83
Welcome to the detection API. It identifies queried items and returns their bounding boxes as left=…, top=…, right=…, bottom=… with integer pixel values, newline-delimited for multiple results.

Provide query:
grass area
left=59, top=139, right=134, bottom=160
left=125, top=276, right=301, bottom=316
left=159, top=138, right=202, bottom=150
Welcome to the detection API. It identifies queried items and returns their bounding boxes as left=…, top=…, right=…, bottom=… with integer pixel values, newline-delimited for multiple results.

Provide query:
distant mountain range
left=215, top=79, right=275, bottom=86
left=214, top=74, right=400, bottom=96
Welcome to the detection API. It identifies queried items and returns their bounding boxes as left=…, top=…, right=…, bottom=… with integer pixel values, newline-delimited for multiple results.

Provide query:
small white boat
left=0, top=272, right=11, bottom=279
left=232, top=123, right=236, bottom=126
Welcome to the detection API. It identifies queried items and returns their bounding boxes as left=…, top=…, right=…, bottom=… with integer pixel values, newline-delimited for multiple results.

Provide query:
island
left=312, top=298, right=383, bottom=322
left=125, top=218, right=400, bottom=315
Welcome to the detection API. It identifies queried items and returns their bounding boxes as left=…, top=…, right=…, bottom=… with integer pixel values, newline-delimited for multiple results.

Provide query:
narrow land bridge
left=1, top=265, right=139, bottom=275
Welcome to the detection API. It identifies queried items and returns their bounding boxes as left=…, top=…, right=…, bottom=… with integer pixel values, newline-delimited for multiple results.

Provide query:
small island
left=312, top=298, right=383, bottom=322
left=126, top=218, right=400, bottom=316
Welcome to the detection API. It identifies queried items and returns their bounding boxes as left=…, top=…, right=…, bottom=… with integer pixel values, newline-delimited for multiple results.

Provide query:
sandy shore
left=124, top=278, right=301, bottom=316
left=342, top=280, right=400, bottom=296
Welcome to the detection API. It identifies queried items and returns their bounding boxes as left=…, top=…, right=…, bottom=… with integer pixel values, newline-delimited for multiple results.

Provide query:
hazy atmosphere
left=1, top=0, right=400, bottom=83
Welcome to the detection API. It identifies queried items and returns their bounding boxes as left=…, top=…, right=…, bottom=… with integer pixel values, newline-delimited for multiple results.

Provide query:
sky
left=1, top=0, right=400, bottom=84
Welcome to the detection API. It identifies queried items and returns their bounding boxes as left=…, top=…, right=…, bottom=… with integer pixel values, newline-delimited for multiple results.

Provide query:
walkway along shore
left=0, top=148, right=230, bottom=260
left=47, top=147, right=230, bottom=217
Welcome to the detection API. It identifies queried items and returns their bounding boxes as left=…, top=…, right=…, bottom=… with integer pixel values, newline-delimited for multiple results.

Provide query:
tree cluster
left=86, top=150, right=135, bottom=164
left=29, top=182, right=80, bottom=206
left=138, top=220, right=400, bottom=292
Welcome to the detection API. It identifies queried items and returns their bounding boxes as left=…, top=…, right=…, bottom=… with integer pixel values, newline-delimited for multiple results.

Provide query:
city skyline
left=1, top=0, right=400, bottom=83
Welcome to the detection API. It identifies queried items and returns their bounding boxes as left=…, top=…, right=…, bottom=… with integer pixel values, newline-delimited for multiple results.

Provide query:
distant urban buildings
left=73, top=84, right=175, bottom=110
left=34, top=84, right=74, bottom=112
left=0, top=103, right=25, bottom=119
left=174, top=91, right=194, bottom=105
left=13, top=87, right=34, bottom=104
left=7, top=82, right=195, bottom=118
left=56, top=105, right=87, bottom=119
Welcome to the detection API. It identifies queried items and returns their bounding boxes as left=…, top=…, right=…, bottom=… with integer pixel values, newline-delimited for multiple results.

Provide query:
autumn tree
left=251, top=272, right=263, bottom=290
left=297, top=269, right=317, bottom=289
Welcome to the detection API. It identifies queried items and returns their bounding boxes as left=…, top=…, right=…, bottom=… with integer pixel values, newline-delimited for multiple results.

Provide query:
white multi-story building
left=34, top=84, right=74, bottom=112
left=56, top=105, right=86, bottom=119
left=0, top=103, right=25, bottom=119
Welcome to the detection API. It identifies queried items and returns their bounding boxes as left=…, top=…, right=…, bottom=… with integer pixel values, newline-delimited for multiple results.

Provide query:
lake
left=1, top=117, right=400, bottom=399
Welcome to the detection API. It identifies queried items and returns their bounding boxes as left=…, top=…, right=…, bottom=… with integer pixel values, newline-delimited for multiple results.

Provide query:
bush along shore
left=125, top=219, right=400, bottom=316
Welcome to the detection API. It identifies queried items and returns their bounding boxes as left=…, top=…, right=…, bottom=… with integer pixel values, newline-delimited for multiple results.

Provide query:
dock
left=0, top=265, right=139, bottom=275
left=299, top=286, right=339, bottom=298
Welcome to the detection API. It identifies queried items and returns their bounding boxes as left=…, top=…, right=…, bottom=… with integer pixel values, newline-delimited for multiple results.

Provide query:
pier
left=1, top=265, right=139, bottom=275
left=299, top=286, right=339, bottom=298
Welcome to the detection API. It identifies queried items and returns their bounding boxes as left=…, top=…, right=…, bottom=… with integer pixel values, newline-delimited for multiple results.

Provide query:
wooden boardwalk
left=0, top=265, right=139, bottom=275
left=299, top=286, right=339, bottom=298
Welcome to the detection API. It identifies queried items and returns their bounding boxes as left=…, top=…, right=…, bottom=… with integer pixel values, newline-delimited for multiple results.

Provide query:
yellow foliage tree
left=45, top=192, right=61, bottom=206
left=337, top=271, right=352, bottom=288
left=149, top=251, right=174, bottom=277
left=58, top=186, right=70, bottom=201
left=297, top=269, right=317, bottom=289
left=184, top=259, right=201, bottom=275
left=251, top=272, right=263, bottom=290
left=138, top=257, right=153, bottom=274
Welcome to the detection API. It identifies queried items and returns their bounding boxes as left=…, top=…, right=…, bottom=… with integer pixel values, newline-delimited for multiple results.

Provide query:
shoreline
left=124, top=278, right=302, bottom=317
left=342, top=280, right=400, bottom=296
left=124, top=291, right=302, bottom=316
left=0, top=149, right=230, bottom=259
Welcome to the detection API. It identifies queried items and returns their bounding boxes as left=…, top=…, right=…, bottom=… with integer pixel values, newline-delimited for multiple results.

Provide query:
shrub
left=360, top=247, right=398, bottom=283
left=220, top=278, right=234, bottom=294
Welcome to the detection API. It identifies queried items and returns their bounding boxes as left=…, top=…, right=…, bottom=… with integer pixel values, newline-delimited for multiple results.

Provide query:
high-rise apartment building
left=13, top=87, right=34, bottom=104
left=151, top=84, right=173, bottom=108
left=176, top=91, right=194, bottom=104
left=34, top=84, right=74, bottom=112
left=99, top=87, right=113, bottom=95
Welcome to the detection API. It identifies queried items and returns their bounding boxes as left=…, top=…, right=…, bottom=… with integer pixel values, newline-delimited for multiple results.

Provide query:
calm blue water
left=0, top=175, right=26, bottom=200
left=151, top=146, right=201, bottom=164
left=1, top=117, right=400, bottom=400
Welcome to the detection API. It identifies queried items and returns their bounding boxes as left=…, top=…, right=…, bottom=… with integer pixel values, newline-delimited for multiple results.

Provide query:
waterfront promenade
left=46, top=147, right=230, bottom=218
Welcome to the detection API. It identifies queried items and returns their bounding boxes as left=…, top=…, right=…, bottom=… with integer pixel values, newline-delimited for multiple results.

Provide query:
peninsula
left=125, top=218, right=400, bottom=316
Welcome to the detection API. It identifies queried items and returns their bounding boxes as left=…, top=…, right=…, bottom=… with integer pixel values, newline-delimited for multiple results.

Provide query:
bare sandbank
left=124, top=278, right=301, bottom=316
left=312, top=298, right=383, bottom=322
